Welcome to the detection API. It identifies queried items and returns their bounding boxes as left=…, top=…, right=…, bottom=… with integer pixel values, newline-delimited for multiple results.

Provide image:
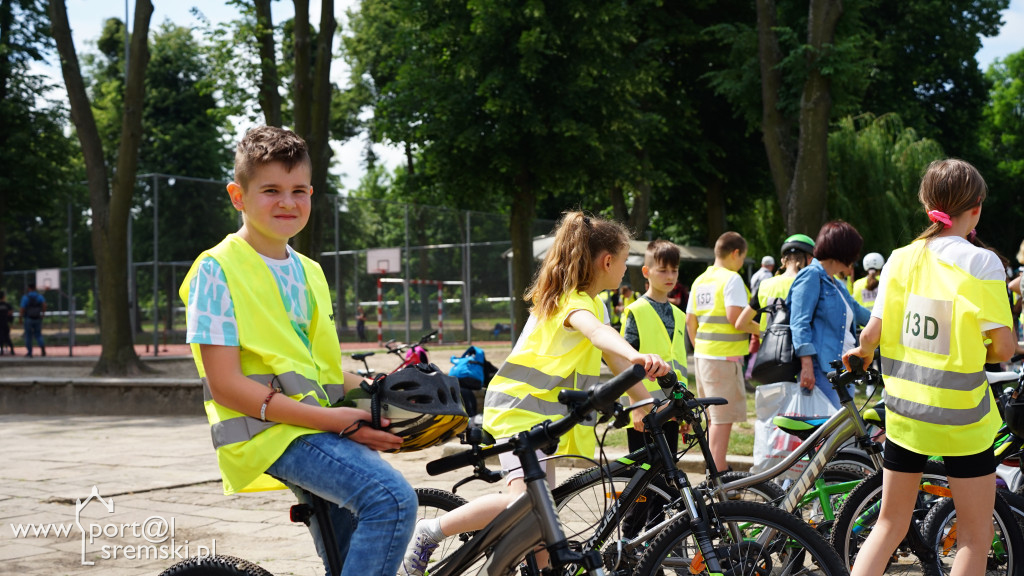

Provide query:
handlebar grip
left=591, top=365, right=646, bottom=413
left=848, top=355, right=864, bottom=373
left=656, top=372, right=678, bottom=390
left=426, top=449, right=482, bottom=476
left=558, top=389, right=590, bottom=405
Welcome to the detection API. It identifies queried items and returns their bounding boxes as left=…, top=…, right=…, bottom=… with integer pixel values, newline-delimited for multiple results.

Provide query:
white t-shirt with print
left=186, top=246, right=313, bottom=349
left=872, top=236, right=1007, bottom=332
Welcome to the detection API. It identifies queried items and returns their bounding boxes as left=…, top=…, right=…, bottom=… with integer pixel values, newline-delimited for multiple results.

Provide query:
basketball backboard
left=366, top=248, right=401, bottom=274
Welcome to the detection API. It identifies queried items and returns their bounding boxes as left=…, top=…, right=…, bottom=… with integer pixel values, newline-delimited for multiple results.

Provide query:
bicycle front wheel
left=634, top=500, right=846, bottom=576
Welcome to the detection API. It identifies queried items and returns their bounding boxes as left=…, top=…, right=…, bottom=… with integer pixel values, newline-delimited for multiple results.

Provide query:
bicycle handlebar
left=425, top=365, right=646, bottom=476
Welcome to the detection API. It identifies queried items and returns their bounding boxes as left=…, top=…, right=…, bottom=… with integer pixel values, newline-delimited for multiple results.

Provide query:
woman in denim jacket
left=788, top=221, right=871, bottom=407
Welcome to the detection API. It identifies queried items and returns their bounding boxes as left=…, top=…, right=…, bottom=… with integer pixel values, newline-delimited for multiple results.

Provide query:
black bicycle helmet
left=781, top=233, right=815, bottom=256
left=348, top=363, right=469, bottom=453
left=1004, top=392, right=1024, bottom=440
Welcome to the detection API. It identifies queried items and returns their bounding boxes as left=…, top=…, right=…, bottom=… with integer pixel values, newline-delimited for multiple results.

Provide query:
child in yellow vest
left=844, top=159, right=1014, bottom=576
left=619, top=239, right=688, bottom=535
left=398, top=212, right=669, bottom=576
left=179, top=126, right=415, bottom=575
left=852, top=252, right=885, bottom=311
left=686, top=231, right=751, bottom=473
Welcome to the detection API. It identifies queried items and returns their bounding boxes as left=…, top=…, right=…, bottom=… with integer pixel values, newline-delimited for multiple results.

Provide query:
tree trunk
left=756, top=0, right=796, bottom=225
left=0, top=0, right=11, bottom=279
left=50, top=0, right=153, bottom=375
left=787, top=0, right=842, bottom=235
left=254, top=0, right=282, bottom=126
left=705, top=176, right=727, bottom=245
left=292, top=0, right=311, bottom=137
left=510, top=174, right=536, bottom=332
left=757, top=0, right=842, bottom=236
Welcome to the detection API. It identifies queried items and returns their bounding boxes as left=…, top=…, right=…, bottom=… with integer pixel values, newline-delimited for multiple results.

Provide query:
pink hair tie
left=927, top=210, right=953, bottom=228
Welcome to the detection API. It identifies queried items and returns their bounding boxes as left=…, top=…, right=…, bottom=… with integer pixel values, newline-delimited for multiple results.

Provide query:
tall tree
left=49, top=0, right=153, bottom=375
left=859, top=0, right=1007, bottom=159
left=0, top=0, right=79, bottom=279
left=346, top=0, right=655, bottom=329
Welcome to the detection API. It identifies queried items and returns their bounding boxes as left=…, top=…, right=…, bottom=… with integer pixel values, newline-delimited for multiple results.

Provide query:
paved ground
left=0, top=348, right=739, bottom=575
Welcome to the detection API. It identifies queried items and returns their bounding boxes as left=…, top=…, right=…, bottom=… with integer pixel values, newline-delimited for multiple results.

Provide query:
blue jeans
left=23, top=318, right=44, bottom=354
left=266, top=433, right=417, bottom=576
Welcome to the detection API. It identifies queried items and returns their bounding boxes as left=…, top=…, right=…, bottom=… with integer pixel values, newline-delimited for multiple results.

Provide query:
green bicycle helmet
left=781, top=234, right=815, bottom=256
left=348, top=363, right=469, bottom=453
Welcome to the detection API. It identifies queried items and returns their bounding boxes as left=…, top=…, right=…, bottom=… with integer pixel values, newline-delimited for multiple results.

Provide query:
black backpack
left=25, top=294, right=43, bottom=319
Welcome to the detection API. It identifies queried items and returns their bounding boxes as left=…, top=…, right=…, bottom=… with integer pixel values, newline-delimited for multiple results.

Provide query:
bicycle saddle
left=773, top=415, right=830, bottom=441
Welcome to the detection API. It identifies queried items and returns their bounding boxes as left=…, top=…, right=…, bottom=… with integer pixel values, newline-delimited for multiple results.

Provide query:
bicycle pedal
left=289, top=504, right=313, bottom=525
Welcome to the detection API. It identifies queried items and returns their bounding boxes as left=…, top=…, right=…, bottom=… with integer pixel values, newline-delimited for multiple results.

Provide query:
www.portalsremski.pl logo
left=8, top=486, right=216, bottom=565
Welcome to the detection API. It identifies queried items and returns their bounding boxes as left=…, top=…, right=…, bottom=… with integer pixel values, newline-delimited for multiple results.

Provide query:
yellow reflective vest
left=853, top=276, right=880, bottom=311
left=879, top=240, right=1011, bottom=456
left=179, top=234, right=346, bottom=494
left=483, top=291, right=605, bottom=457
left=690, top=266, right=750, bottom=357
left=756, top=275, right=796, bottom=333
left=620, top=297, right=687, bottom=406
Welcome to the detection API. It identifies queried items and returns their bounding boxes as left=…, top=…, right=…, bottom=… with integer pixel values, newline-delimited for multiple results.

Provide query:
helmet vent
left=391, top=381, right=422, bottom=392
left=408, top=394, right=435, bottom=404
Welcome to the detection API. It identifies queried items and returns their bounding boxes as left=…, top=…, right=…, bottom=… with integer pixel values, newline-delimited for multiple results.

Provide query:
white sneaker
left=398, top=520, right=440, bottom=576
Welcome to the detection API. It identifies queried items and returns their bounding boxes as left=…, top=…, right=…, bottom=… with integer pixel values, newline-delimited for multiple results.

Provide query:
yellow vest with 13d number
left=483, top=291, right=604, bottom=457
left=879, top=240, right=1011, bottom=456
left=691, top=266, right=750, bottom=356
left=180, top=234, right=346, bottom=494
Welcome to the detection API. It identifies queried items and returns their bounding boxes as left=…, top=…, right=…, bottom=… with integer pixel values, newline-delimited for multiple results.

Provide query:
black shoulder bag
left=750, top=298, right=800, bottom=385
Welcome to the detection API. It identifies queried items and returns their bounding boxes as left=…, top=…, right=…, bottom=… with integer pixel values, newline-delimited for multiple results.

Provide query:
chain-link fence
left=1, top=174, right=558, bottom=354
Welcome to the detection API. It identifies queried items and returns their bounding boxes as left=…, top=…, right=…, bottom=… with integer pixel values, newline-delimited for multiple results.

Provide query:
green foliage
left=982, top=50, right=1024, bottom=182
left=859, top=0, right=1008, bottom=159
left=827, top=113, right=944, bottom=256
left=0, top=0, right=82, bottom=275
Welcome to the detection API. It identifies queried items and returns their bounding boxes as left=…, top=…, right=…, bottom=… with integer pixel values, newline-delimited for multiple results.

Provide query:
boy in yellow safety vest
left=686, top=231, right=751, bottom=473
left=179, top=126, right=415, bottom=575
left=620, top=239, right=688, bottom=536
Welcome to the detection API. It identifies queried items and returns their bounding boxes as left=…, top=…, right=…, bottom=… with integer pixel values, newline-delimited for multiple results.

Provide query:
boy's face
left=643, top=260, right=679, bottom=295
left=227, top=160, right=312, bottom=251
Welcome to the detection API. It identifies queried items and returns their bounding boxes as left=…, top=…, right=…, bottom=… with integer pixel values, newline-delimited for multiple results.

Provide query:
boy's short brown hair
left=645, top=239, right=681, bottom=268
left=234, top=126, right=311, bottom=189
left=714, top=231, right=747, bottom=259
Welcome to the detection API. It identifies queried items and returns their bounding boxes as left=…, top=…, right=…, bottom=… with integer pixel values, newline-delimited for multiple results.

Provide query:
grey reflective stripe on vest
left=204, top=372, right=329, bottom=403
left=882, top=358, right=986, bottom=393
left=321, top=383, right=346, bottom=405
left=210, top=395, right=321, bottom=449
left=697, top=314, right=730, bottom=325
left=696, top=331, right=747, bottom=342
left=484, top=390, right=596, bottom=427
left=496, top=362, right=601, bottom=394
left=886, top=392, right=991, bottom=427
left=671, top=359, right=687, bottom=381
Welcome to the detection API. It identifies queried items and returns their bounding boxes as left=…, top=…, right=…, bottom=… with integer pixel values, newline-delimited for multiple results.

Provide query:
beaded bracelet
left=260, top=389, right=278, bottom=422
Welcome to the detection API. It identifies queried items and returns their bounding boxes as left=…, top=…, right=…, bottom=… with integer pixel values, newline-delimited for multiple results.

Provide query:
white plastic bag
left=750, top=382, right=837, bottom=481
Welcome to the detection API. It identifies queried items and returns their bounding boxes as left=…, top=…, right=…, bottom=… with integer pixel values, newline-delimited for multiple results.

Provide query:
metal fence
left=1, top=174, right=558, bottom=355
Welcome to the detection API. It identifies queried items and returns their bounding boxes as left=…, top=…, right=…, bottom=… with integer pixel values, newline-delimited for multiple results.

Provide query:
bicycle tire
left=827, top=447, right=878, bottom=477
left=829, top=461, right=948, bottom=575
left=159, top=554, right=274, bottom=576
left=800, top=461, right=872, bottom=531
left=698, top=470, right=787, bottom=504
left=633, top=500, right=846, bottom=576
left=920, top=489, right=1024, bottom=576
left=414, top=487, right=470, bottom=571
left=999, top=488, right=1024, bottom=532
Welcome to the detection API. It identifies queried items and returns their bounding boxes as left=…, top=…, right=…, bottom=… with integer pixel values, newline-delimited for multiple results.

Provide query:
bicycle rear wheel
left=920, top=489, right=1024, bottom=576
left=633, top=500, right=845, bottom=576
left=829, top=461, right=948, bottom=575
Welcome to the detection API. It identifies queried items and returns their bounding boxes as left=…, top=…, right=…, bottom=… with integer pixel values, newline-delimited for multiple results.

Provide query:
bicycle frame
left=714, top=366, right=884, bottom=515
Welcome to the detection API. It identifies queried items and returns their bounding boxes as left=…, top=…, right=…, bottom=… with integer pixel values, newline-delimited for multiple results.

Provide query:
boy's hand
left=336, top=408, right=404, bottom=451
left=636, top=353, right=670, bottom=380
left=842, top=347, right=874, bottom=373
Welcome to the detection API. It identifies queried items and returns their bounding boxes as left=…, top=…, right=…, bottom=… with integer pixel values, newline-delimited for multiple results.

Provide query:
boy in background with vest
left=620, top=239, right=688, bottom=535
left=686, top=231, right=751, bottom=473
left=179, top=126, right=415, bottom=575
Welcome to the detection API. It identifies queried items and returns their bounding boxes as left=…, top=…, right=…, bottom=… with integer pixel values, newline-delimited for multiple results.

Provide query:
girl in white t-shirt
left=844, top=159, right=1015, bottom=576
